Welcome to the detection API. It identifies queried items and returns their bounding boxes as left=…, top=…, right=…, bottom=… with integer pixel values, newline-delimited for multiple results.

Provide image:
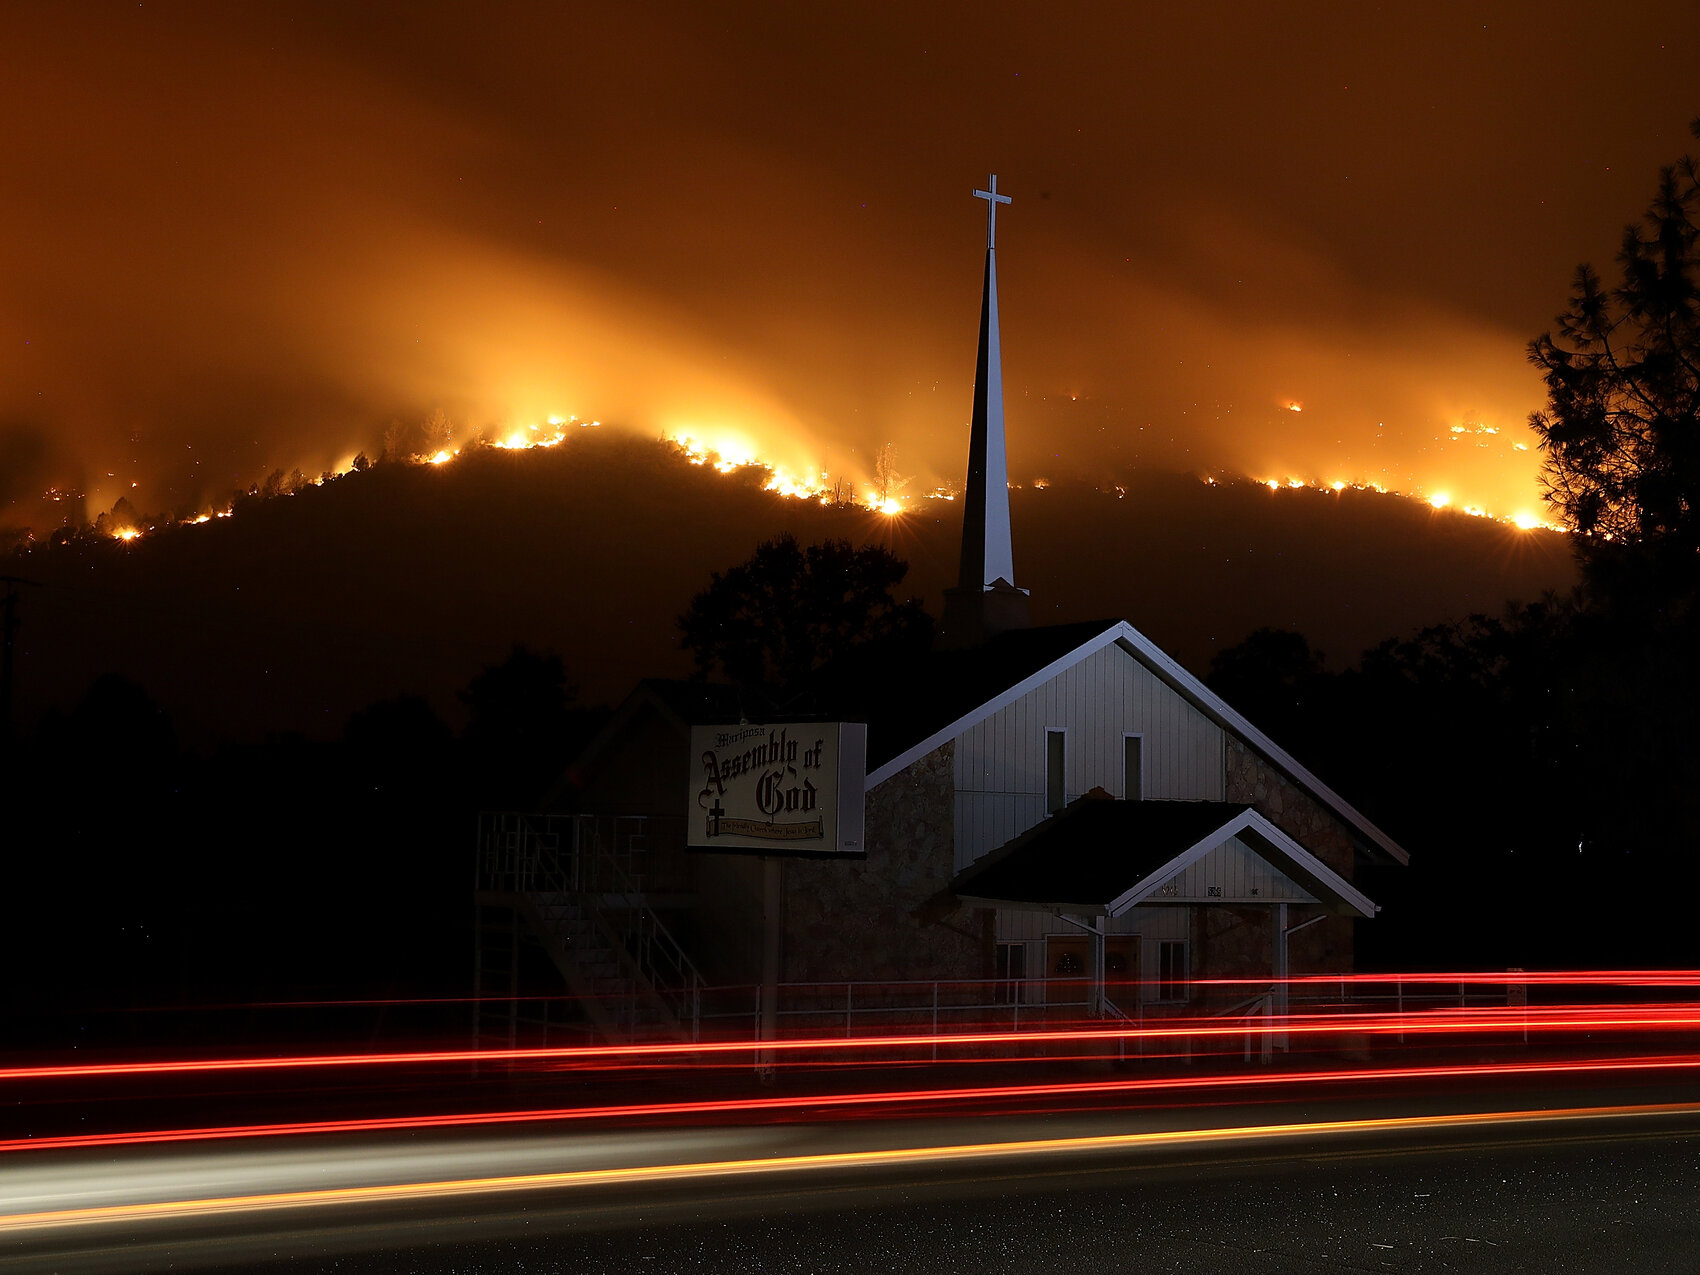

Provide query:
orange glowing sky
left=3, top=2, right=1699, bottom=535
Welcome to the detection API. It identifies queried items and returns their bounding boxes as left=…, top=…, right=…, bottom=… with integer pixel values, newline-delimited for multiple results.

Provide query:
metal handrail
left=479, top=812, right=704, bottom=1038
left=572, top=817, right=702, bottom=1034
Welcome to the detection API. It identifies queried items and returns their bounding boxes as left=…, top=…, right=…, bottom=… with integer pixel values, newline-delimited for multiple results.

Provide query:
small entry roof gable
left=950, top=797, right=1377, bottom=919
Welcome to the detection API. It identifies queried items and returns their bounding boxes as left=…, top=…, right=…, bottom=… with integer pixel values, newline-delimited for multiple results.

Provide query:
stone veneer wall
left=1223, top=737, right=1357, bottom=975
left=778, top=740, right=980, bottom=984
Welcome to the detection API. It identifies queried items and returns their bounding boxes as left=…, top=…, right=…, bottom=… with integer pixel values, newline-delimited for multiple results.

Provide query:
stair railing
left=572, top=815, right=703, bottom=1038
left=478, top=812, right=703, bottom=1039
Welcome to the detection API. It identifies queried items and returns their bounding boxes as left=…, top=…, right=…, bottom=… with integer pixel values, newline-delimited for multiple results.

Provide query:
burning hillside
left=4, top=430, right=1575, bottom=745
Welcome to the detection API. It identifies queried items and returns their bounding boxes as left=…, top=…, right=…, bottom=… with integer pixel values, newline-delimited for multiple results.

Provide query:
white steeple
left=940, top=173, right=1031, bottom=649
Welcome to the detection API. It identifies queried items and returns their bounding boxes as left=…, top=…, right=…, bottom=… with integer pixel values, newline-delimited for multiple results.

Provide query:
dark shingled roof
left=950, top=798, right=1252, bottom=910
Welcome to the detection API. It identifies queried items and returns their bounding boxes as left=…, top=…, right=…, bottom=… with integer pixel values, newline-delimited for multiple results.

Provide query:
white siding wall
left=996, top=906, right=1188, bottom=941
left=953, top=643, right=1225, bottom=869
left=1145, top=835, right=1318, bottom=904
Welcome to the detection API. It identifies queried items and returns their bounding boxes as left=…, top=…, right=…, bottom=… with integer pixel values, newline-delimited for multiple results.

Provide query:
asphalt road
left=8, top=1084, right=1700, bottom=1273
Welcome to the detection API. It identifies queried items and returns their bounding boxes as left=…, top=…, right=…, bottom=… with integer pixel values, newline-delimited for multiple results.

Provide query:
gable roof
left=852, top=620, right=1409, bottom=866
left=812, top=619, right=1125, bottom=770
left=564, top=619, right=1409, bottom=868
left=950, top=797, right=1377, bottom=918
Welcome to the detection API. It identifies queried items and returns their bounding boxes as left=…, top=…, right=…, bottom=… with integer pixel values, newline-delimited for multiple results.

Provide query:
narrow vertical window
left=1046, top=729, right=1066, bottom=813
left=1123, top=735, right=1144, bottom=801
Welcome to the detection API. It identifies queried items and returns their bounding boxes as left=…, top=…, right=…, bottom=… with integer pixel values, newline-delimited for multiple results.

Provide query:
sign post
left=688, top=722, right=868, bottom=1077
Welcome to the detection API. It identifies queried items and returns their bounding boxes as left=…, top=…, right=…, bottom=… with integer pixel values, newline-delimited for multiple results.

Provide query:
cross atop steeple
left=973, top=174, right=1012, bottom=250
left=940, top=171, right=1030, bottom=649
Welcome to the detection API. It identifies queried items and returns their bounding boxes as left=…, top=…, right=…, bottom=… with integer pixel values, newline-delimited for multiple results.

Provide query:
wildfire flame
left=1241, top=473, right=1560, bottom=533
left=59, top=407, right=1566, bottom=550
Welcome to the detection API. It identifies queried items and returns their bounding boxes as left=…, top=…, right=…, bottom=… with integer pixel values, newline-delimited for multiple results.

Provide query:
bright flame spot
left=1429, top=492, right=1451, bottom=509
left=427, top=450, right=453, bottom=465
left=764, top=469, right=827, bottom=500
left=115, top=528, right=141, bottom=541
left=1286, top=402, right=1303, bottom=412
left=877, top=498, right=903, bottom=516
left=1265, top=479, right=1280, bottom=491
left=1513, top=512, right=1541, bottom=530
left=1330, top=481, right=1346, bottom=492
left=1287, top=478, right=1306, bottom=489
left=191, top=515, right=210, bottom=525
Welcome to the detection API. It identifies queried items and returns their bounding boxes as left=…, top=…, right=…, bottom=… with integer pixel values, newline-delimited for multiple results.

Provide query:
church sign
left=688, top=722, right=867, bottom=857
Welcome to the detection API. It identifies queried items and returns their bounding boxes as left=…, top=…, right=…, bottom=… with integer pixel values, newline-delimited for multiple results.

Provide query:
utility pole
left=0, top=575, right=41, bottom=749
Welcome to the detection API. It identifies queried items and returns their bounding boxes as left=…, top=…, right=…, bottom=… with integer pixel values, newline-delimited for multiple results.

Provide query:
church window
left=1046, top=729, right=1066, bottom=813
left=1123, top=734, right=1144, bottom=800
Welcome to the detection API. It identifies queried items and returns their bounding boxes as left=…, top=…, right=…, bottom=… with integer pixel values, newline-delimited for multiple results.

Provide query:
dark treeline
left=1208, top=575, right=1698, bottom=970
left=0, top=646, right=607, bottom=1049
left=1228, top=123, right=1700, bottom=970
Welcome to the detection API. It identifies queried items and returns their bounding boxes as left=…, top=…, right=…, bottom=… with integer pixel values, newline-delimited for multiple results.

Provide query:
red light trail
left=8, top=1001, right=1700, bottom=1083
left=6, top=1054, right=1700, bottom=1157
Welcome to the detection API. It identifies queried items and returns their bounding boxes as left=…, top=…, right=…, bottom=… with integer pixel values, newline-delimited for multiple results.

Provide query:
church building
left=475, top=176, right=1408, bottom=1043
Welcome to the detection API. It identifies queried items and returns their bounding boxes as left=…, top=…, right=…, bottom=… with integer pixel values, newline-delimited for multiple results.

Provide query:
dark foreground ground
left=10, top=1085, right=1700, bottom=1274
left=330, top=1128, right=1699, bottom=1274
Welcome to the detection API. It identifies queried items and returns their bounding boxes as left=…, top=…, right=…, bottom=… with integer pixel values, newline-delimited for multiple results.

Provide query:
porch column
left=1091, top=914, right=1106, bottom=1017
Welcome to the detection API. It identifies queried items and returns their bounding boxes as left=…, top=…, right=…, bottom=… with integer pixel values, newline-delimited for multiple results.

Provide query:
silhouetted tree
left=344, top=694, right=453, bottom=796
left=1526, top=122, right=1700, bottom=873
left=1529, top=119, right=1700, bottom=595
left=1205, top=628, right=1326, bottom=736
left=459, top=645, right=600, bottom=806
left=678, top=534, right=933, bottom=689
left=60, top=672, right=178, bottom=770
